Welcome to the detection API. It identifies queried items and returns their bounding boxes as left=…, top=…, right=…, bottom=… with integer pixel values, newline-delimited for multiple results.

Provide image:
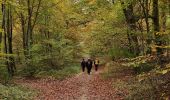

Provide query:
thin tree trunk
left=161, top=10, right=166, bottom=32
left=7, top=3, right=15, bottom=76
left=153, top=0, right=160, bottom=32
left=153, top=0, right=161, bottom=55
left=19, top=0, right=42, bottom=60
left=2, top=1, right=8, bottom=74
left=152, top=0, right=165, bottom=68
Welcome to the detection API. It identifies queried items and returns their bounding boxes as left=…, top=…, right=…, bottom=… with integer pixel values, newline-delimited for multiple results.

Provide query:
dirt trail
left=16, top=68, right=124, bottom=100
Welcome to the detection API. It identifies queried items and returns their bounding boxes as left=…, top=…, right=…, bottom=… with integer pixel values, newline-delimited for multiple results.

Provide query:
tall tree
left=1, top=0, right=15, bottom=76
left=121, top=2, right=140, bottom=56
left=19, top=0, right=42, bottom=60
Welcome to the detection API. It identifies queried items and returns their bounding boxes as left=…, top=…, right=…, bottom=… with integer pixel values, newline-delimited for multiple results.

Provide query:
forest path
left=16, top=67, right=124, bottom=100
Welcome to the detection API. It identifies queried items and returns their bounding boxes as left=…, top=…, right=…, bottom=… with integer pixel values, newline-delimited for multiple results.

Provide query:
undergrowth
left=35, top=64, right=81, bottom=80
left=17, top=63, right=81, bottom=80
left=102, top=61, right=170, bottom=99
left=0, top=83, right=36, bottom=100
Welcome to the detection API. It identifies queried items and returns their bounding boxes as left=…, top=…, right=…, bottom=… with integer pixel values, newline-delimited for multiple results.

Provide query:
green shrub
left=18, top=39, right=78, bottom=77
left=0, top=65, right=11, bottom=84
left=19, top=65, right=38, bottom=77
left=132, top=62, right=155, bottom=74
left=36, top=64, right=80, bottom=80
left=109, top=47, right=135, bottom=60
left=0, top=84, right=36, bottom=100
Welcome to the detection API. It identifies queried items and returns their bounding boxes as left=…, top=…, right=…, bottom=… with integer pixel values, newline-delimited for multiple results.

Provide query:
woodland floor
left=15, top=66, right=126, bottom=100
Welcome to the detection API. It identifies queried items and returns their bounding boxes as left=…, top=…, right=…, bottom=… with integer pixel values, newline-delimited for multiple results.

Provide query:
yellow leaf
left=161, top=70, right=168, bottom=74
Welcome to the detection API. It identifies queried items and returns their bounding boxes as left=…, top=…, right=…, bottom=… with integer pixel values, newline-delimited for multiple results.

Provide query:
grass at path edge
left=35, top=64, right=81, bottom=80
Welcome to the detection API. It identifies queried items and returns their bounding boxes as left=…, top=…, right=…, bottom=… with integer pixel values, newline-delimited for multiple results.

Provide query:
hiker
left=81, top=58, right=86, bottom=72
left=86, top=58, right=93, bottom=75
left=94, top=58, right=99, bottom=71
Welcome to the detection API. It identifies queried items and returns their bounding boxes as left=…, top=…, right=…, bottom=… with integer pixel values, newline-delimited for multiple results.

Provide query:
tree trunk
left=161, top=9, right=166, bottom=32
left=19, top=0, right=41, bottom=60
left=122, top=3, right=140, bottom=56
left=152, top=0, right=166, bottom=68
left=7, top=3, right=15, bottom=76
left=152, top=0, right=162, bottom=55
left=153, top=0, right=160, bottom=32
left=1, top=0, right=15, bottom=76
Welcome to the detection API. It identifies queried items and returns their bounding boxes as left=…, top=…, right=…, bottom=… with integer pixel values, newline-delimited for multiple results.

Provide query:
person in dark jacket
left=86, top=58, right=93, bottom=75
left=81, top=58, right=86, bottom=72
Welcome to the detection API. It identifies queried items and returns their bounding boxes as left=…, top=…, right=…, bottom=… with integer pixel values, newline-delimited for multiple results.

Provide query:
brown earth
left=15, top=67, right=126, bottom=100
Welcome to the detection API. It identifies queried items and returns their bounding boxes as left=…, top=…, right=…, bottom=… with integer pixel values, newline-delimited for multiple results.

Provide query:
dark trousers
left=95, top=64, right=99, bottom=71
left=87, top=66, right=92, bottom=74
left=82, top=66, right=85, bottom=72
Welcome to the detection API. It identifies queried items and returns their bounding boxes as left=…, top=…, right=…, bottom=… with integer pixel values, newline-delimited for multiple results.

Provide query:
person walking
left=81, top=58, right=86, bottom=72
left=94, top=58, right=99, bottom=71
left=86, top=58, right=93, bottom=75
